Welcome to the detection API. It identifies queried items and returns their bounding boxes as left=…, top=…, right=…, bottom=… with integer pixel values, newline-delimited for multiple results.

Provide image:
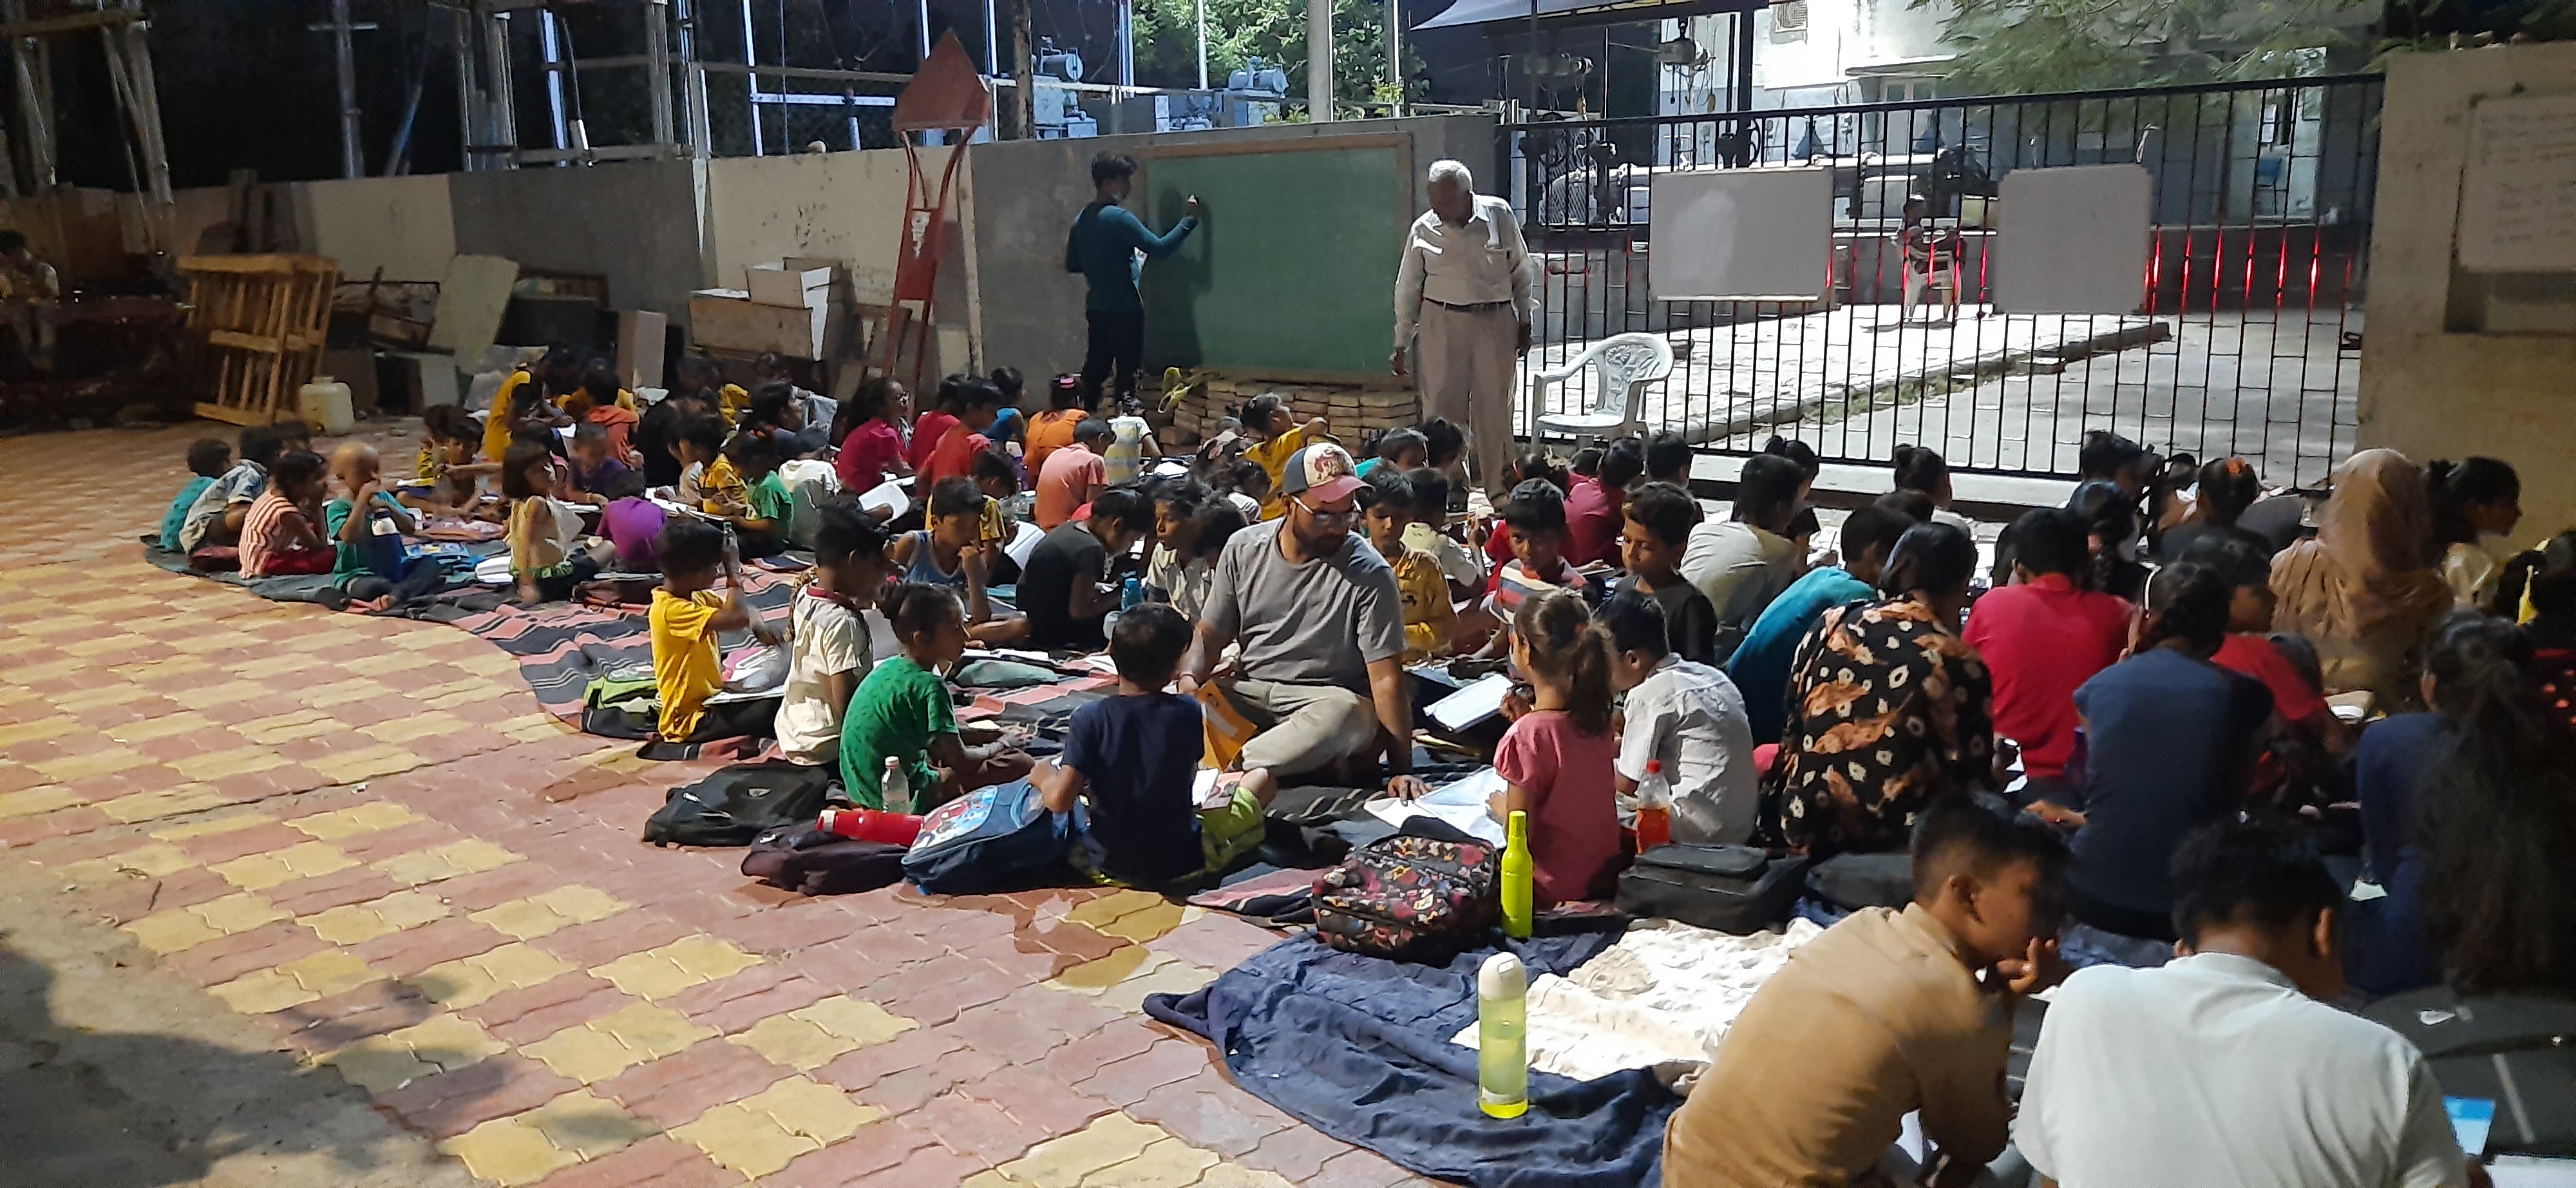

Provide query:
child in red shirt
left=916, top=375, right=1002, bottom=489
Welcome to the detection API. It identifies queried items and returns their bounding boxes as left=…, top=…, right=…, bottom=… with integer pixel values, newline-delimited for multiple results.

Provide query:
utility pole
left=1306, top=0, right=1331, bottom=121
left=1195, top=0, right=1206, bottom=90
left=1005, top=0, right=1033, bottom=137
left=331, top=0, right=361, bottom=175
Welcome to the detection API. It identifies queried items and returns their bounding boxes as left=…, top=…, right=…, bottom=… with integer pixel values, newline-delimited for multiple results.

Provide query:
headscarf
left=2271, top=448, right=2450, bottom=637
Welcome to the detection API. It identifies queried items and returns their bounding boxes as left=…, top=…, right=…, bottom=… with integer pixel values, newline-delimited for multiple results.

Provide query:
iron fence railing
left=1499, top=73, right=2382, bottom=485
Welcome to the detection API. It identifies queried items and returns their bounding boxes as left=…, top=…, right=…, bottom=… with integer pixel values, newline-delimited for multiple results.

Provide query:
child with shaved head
left=325, top=443, right=442, bottom=610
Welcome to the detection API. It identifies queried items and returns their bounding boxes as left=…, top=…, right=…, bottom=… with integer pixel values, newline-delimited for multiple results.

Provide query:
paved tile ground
left=0, top=421, right=1429, bottom=1188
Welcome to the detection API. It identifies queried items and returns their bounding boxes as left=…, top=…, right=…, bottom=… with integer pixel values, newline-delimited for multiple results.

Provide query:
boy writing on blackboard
left=1065, top=152, right=1199, bottom=413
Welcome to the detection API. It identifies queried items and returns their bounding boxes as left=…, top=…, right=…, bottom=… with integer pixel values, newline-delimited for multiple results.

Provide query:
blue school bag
left=902, top=780, right=1083, bottom=895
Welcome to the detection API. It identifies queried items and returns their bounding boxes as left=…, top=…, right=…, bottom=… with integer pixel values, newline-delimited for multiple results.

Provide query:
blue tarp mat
left=1147, top=930, right=1677, bottom=1187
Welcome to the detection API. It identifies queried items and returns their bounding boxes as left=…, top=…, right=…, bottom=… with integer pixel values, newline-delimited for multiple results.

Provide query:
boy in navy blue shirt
left=1036, top=604, right=1271, bottom=888
left=1064, top=152, right=1199, bottom=410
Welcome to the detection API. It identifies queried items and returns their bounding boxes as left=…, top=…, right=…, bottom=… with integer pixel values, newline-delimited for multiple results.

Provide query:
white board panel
left=1994, top=164, right=2152, bottom=315
left=2458, top=91, right=2576, bottom=274
left=1649, top=167, right=1833, bottom=301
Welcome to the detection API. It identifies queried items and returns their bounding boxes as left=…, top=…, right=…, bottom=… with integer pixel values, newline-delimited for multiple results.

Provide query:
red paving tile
left=907, top=1091, right=1045, bottom=1165
left=372, top=1053, right=582, bottom=1138
left=851, top=1143, right=989, bottom=1187
left=1045, top=1019, right=1162, bottom=1088
left=813, top=1026, right=971, bottom=1095
left=1084, top=1039, right=1218, bottom=1107
left=597, top=1039, right=793, bottom=1128
left=1129, top=1070, right=1298, bottom=1157
left=528, top=1136, right=737, bottom=1188
left=953, top=1065, right=1121, bottom=1140
left=1245, top=1124, right=1367, bottom=1182
left=766, top=1119, right=943, bottom=1187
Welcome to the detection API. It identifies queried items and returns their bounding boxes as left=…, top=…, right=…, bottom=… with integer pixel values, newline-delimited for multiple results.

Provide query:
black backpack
left=742, top=823, right=908, bottom=896
left=643, top=762, right=835, bottom=847
left=1616, top=844, right=1809, bottom=934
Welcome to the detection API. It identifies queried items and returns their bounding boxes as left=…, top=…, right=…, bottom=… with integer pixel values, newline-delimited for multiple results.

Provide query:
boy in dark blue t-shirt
left=1036, top=603, right=1271, bottom=888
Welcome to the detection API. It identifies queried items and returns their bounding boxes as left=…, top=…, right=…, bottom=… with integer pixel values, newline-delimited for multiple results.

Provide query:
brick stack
left=1166, top=377, right=1422, bottom=448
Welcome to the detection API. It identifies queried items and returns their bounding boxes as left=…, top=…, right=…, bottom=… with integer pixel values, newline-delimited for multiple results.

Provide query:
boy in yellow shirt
left=1360, top=466, right=1455, bottom=663
left=1236, top=393, right=1327, bottom=521
left=649, top=517, right=770, bottom=742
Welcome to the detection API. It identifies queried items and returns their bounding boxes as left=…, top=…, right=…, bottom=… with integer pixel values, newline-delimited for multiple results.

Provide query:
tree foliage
left=1923, top=0, right=2367, bottom=94
left=1129, top=0, right=1420, bottom=107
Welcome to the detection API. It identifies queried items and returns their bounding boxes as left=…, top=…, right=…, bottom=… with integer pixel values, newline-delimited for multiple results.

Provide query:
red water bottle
left=818, top=807, right=925, bottom=847
left=1634, top=759, right=1674, bottom=852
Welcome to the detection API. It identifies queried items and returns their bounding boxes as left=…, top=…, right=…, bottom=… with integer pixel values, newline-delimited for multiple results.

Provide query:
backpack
left=1616, top=844, right=1810, bottom=934
left=901, top=780, right=1081, bottom=895
left=742, top=823, right=908, bottom=896
left=642, top=762, right=835, bottom=847
left=581, top=670, right=662, bottom=740
left=1805, top=850, right=1916, bottom=912
left=1311, top=821, right=1500, bottom=963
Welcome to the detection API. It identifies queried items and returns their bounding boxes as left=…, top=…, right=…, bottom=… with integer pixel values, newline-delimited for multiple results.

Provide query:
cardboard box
left=746, top=260, right=834, bottom=310
left=690, top=288, right=830, bottom=358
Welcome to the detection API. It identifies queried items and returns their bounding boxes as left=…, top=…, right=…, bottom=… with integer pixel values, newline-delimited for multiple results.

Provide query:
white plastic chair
left=1527, top=332, right=1673, bottom=448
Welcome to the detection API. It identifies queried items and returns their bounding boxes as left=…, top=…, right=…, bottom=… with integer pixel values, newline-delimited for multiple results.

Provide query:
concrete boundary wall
left=2358, top=43, right=2576, bottom=533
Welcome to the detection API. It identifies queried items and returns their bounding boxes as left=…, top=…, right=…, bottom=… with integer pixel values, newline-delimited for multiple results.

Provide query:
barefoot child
left=1492, top=590, right=1624, bottom=905
left=325, top=443, right=440, bottom=608
left=179, top=425, right=283, bottom=553
left=1039, top=603, right=1275, bottom=888
left=839, top=583, right=1034, bottom=809
left=776, top=503, right=893, bottom=767
left=408, top=405, right=498, bottom=514
left=503, top=440, right=610, bottom=605
left=238, top=449, right=337, bottom=577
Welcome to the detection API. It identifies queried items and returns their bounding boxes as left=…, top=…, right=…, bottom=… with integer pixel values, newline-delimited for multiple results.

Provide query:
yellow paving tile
left=1083, top=1137, right=1222, bottom=1188
left=234, top=653, right=328, bottom=680
left=1097, top=959, right=1219, bottom=1015
left=301, top=889, right=453, bottom=944
left=748, top=1075, right=880, bottom=1143
left=374, top=839, right=522, bottom=886
left=189, top=679, right=276, bottom=704
left=295, top=678, right=395, bottom=708
left=111, top=711, right=218, bottom=743
left=435, top=1117, right=580, bottom=1186
left=323, top=1013, right=509, bottom=1093
left=59, top=634, right=145, bottom=657
left=307, top=744, right=423, bottom=784
left=209, top=968, right=319, bottom=1015
left=234, top=710, right=342, bottom=745
left=996, top=1114, right=1168, bottom=1188
left=276, top=950, right=383, bottom=998
left=408, top=942, right=578, bottom=1010
left=1094, top=901, right=1188, bottom=944
left=670, top=1098, right=816, bottom=1179
left=1195, top=1165, right=1300, bottom=1188
left=1061, top=889, right=1169, bottom=930
left=171, top=746, right=290, bottom=782
left=1044, top=946, right=1159, bottom=994
left=211, top=841, right=357, bottom=892
left=726, top=996, right=916, bottom=1071
left=359, top=712, right=471, bottom=746
left=123, top=892, right=290, bottom=953
left=30, top=747, right=151, bottom=783
left=0, top=785, right=82, bottom=819
left=95, top=784, right=232, bottom=824
left=520, top=1004, right=712, bottom=1084
left=283, top=801, right=420, bottom=840
left=517, top=1089, right=658, bottom=1160
left=468, top=885, right=629, bottom=941
left=47, top=684, right=160, bottom=713
left=10, top=658, right=86, bottom=682
left=149, top=812, right=278, bottom=841
left=502, top=716, right=569, bottom=743
left=591, top=935, right=761, bottom=1002
left=61, top=841, right=196, bottom=883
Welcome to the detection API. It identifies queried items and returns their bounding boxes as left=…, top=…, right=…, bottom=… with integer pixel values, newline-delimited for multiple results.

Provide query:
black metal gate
left=1500, top=73, right=2383, bottom=486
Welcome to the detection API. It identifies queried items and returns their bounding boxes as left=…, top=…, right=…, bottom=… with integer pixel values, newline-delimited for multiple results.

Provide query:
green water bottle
left=1477, top=952, right=1529, bottom=1119
left=1500, top=809, right=1533, bottom=941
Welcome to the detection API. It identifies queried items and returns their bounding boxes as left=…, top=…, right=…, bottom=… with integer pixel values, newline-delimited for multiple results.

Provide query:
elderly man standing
left=1181, top=442, right=1429, bottom=795
left=1392, top=160, right=1535, bottom=497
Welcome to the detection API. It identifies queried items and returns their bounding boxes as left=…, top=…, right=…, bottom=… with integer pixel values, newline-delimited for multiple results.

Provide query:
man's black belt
left=1426, top=298, right=1514, bottom=312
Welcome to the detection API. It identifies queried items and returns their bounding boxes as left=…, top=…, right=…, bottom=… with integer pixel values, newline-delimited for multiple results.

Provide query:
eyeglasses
left=1293, top=497, right=1359, bottom=524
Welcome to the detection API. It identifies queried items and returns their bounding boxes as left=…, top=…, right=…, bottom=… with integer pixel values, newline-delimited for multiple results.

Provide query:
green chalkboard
left=1139, top=140, right=1410, bottom=378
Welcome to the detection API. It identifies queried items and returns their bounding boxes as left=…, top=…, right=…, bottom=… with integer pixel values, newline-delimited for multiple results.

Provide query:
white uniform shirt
left=1393, top=195, right=1537, bottom=345
left=1613, top=655, right=1759, bottom=844
left=2015, top=952, right=2468, bottom=1188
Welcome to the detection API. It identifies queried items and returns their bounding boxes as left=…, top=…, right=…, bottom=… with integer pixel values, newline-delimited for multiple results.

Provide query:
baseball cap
left=1280, top=442, right=1364, bottom=504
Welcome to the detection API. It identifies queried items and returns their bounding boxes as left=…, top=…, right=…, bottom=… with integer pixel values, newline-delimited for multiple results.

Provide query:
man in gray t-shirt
left=1186, top=443, right=1426, bottom=789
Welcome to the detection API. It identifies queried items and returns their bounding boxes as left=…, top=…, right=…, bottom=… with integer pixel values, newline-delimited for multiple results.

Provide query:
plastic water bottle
left=880, top=756, right=913, bottom=815
left=817, top=807, right=925, bottom=847
left=1500, top=809, right=1533, bottom=941
left=1121, top=574, right=1144, bottom=610
left=1477, top=952, right=1530, bottom=1119
left=1635, top=759, right=1674, bottom=852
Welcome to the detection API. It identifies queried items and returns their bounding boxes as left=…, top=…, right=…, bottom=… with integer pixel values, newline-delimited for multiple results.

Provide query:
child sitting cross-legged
left=161, top=437, right=232, bottom=552
left=408, top=404, right=497, bottom=515
left=650, top=516, right=777, bottom=743
left=1614, top=481, right=1721, bottom=666
left=564, top=422, right=632, bottom=505
left=1037, top=603, right=1276, bottom=888
left=238, top=449, right=338, bottom=577
left=1489, top=589, right=1624, bottom=905
left=325, top=443, right=442, bottom=610
left=1399, top=467, right=1484, bottom=604
left=1596, top=592, right=1759, bottom=844
left=503, top=440, right=613, bottom=605
left=889, top=478, right=1000, bottom=629
left=775, top=501, right=893, bottom=768
left=1359, top=466, right=1457, bottom=662
left=179, top=425, right=284, bottom=554
left=717, top=430, right=791, bottom=558
left=839, top=582, right=1034, bottom=809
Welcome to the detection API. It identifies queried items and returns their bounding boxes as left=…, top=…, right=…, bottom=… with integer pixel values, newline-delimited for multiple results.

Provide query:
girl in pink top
left=833, top=378, right=913, bottom=494
left=1491, top=589, right=1624, bottom=905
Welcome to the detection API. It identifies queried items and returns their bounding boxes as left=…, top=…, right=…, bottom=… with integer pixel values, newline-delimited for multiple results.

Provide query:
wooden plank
left=1, top=8, right=141, bottom=39
left=207, top=329, right=283, bottom=353
left=178, top=254, right=338, bottom=276
left=194, top=401, right=278, bottom=426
